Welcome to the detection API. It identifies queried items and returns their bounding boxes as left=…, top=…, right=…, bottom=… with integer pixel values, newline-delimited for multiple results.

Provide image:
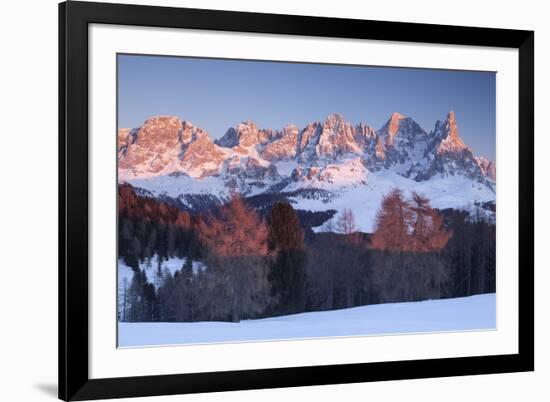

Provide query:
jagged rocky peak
left=283, top=124, right=300, bottom=135
left=381, top=112, right=406, bottom=146
left=322, top=113, right=358, bottom=138
left=411, top=111, right=488, bottom=183
left=118, top=112, right=495, bottom=189
left=353, top=122, right=379, bottom=163
left=387, top=112, right=406, bottom=132
left=260, top=124, right=300, bottom=162
left=181, top=119, right=194, bottom=130
left=216, top=119, right=280, bottom=149
left=235, top=120, right=260, bottom=147
left=476, top=156, right=496, bottom=181
left=216, top=127, right=238, bottom=148
left=118, top=128, right=133, bottom=151
left=118, top=115, right=228, bottom=179
left=117, top=115, right=178, bottom=142
left=324, top=112, right=345, bottom=126
left=368, top=112, right=429, bottom=174
left=297, top=121, right=322, bottom=156
left=447, top=110, right=457, bottom=126
left=355, top=122, right=377, bottom=141
left=117, top=127, right=140, bottom=160
left=316, top=113, right=362, bottom=158
left=379, top=112, right=427, bottom=147
left=433, top=111, right=469, bottom=155
left=118, top=116, right=183, bottom=174
left=215, top=120, right=257, bottom=148
left=179, top=129, right=225, bottom=168
left=144, top=115, right=187, bottom=129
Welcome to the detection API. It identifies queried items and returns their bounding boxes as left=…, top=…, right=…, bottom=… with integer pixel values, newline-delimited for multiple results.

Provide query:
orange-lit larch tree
left=370, top=189, right=451, bottom=253
left=369, top=188, right=414, bottom=253
left=369, top=189, right=452, bottom=303
left=410, top=191, right=452, bottom=252
left=199, top=196, right=271, bottom=322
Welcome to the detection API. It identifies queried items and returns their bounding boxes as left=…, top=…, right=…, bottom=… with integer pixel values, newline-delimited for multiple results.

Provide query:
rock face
left=316, top=114, right=362, bottom=159
left=416, top=112, right=486, bottom=182
left=118, top=116, right=227, bottom=179
left=261, top=125, right=300, bottom=161
left=376, top=112, right=430, bottom=175
left=216, top=121, right=280, bottom=150
left=475, top=156, right=497, bottom=181
left=118, top=111, right=495, bottom=197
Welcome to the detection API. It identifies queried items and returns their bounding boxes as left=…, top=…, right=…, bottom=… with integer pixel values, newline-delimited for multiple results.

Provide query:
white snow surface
left=127, top=173, right=229, bottom=200
left=118, top=293, right=495, bottom=347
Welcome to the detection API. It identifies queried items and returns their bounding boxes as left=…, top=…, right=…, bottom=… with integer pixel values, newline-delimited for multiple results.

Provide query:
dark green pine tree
left=122, top=234, right=141, bottom=273
left=127, top=269, right=147, bottom=321
left=143, top=282, right=157, bottom=322
left=267, top=202, right=307, bottom=315
left=181, top=257, right=194, bottom=278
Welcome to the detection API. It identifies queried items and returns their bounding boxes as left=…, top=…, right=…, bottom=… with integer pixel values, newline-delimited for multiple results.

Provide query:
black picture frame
left=59, top=1, right=534, bottom=400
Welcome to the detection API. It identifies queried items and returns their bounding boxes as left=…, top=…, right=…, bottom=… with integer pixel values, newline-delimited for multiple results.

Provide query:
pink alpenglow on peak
left=117, top=111, right=496, bottom=189
left=384, top=112, right=407, bottom=146
left=435, top=111, right=469, bottom=155
left=475, top=156, right=496, bottom=181
left=118, top=116, right=227, bottom=180
left=317, top=113, right=361, bottom=157
left=261, top=125, right=300, bottom=162
left=216, top=120, right=280, bottom=150
left=117, top=112, right=495, bottom=231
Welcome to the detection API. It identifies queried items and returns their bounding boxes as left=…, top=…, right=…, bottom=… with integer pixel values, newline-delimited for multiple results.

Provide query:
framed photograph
left=59, top=1, right=534, bottom=400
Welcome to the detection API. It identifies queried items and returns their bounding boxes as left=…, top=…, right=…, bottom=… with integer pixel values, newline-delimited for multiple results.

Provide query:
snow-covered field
left=118, top=293, right=496, bottom=347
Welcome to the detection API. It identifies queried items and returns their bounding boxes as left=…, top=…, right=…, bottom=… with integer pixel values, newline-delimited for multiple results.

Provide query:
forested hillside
left=118, top=184, right=495, bottom=323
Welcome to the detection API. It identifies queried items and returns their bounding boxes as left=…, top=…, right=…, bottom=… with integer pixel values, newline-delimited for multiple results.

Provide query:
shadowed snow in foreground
left=118, top=293, right=496, bottom=347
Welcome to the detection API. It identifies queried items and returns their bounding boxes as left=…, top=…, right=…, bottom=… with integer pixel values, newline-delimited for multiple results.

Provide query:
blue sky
left=118, top=54, right=496, bottom=160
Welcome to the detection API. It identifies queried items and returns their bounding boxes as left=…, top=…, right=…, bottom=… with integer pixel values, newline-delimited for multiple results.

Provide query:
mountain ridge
left=118, top=111, right=495, bottom=183
left=117, top=112, right=496, bottom=232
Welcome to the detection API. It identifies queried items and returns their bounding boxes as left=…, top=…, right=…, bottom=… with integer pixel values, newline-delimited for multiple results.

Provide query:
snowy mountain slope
left=118, top=111, right=496, bottom=230
left=288, top=166, right=495, bottom=232
left=118, top=293, right=496, bottom=346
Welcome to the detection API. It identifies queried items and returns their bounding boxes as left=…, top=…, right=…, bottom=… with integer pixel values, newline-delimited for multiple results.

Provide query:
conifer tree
left=267, top=202, right=306, bottom=315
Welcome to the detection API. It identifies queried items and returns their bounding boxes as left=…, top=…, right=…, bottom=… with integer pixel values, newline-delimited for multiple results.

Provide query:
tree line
left=119, top=185, right=495, bottom=323
left=118, top=183, right=203, bottom=269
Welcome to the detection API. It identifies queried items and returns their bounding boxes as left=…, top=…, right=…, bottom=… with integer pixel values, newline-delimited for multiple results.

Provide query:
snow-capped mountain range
left=118, top=112, right=496, bottom=232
